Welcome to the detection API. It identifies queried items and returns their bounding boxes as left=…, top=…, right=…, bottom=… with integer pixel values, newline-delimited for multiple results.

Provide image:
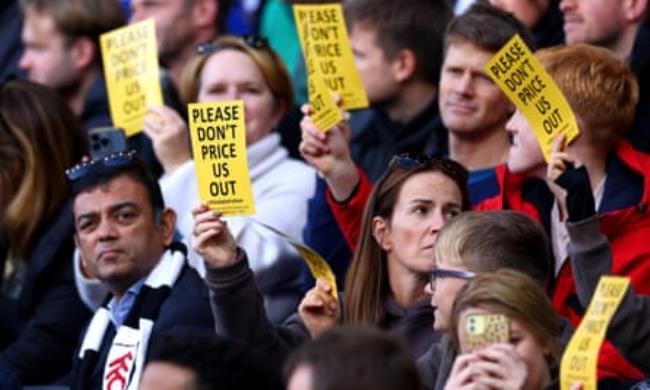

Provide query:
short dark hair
left=445, top=2, right=536, bottom=54
left=148, top=330, right=283, bottom=390
left=69, top=152, right=165, bottom=219
left=284, top=325, right=422, bottom=390
left=343, top=0, right=452, bottom=84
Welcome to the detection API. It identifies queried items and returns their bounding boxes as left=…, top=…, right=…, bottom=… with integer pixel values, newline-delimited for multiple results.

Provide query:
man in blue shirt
left=68, top=151, right=214, bottom=390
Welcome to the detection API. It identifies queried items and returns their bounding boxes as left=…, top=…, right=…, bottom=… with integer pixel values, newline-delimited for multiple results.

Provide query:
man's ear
left=192, top=0, right=219, bottom=31
left=159, top=208, right=177, bottom=246
left=623, top=0, right=648, bottom=22
left=70, top=37, right=97, bottom=72
left=371, top=216, right=392, bottom=252
left=391, top=48, right=418, bottom=83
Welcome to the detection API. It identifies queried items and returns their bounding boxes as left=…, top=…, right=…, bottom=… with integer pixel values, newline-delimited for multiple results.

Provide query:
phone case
left=463, top=313, right=509, bottom=352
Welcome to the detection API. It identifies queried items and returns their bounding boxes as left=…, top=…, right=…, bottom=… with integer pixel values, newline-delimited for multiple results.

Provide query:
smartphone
left=88, top=126, right=128, bottom=160
left=462, top=313, right=509, bottom=352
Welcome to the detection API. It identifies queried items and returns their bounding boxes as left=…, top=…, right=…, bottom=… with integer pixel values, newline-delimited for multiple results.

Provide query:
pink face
left=439, top=41, right=513, bottom=139
left=19, top=10, right=80, bottom=91
left=505, top=110, right=545, bottom=176
left=427, top=261, right=471, bottom=332
left=377, top=171, right=464, bottom=278
left=197, top=49, right=284, bottom=145
left=349, top=22, right=401, bottom=107
left=489, top=0, right=548, bottom=28
left=560, top=0, right=626, bottom=48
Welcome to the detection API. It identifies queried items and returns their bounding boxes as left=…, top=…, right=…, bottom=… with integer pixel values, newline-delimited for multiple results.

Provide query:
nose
left=424, top=281, right=433, bottom=296
left=454, top=72, right=473, bottom=96
left=430, top=210, right=446, bottom=236
left=559, top=0, right=574, bottom=12
left=96, top=219, right=118, bottom=241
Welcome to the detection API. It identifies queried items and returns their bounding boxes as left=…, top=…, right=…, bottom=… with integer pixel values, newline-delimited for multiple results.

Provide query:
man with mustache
left=68, top=152, right=213, bottom=389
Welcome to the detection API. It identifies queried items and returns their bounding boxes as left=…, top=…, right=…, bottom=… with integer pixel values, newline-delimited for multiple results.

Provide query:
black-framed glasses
left=430, top=268, right=476, bottom=290
left=197, top=35, right=269, bottom=55
left=65, top=150, right=137, bottom=181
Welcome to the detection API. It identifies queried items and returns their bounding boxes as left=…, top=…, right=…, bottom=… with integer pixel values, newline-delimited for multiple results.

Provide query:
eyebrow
left=76, top=201, right=139, bottom=223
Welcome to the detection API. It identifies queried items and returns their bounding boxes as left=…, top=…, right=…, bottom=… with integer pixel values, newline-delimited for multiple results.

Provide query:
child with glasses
left=419, top=210, right=552, bottom=390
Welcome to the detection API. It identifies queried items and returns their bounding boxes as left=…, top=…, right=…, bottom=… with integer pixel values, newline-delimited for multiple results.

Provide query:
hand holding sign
left=299, top=278, right=340, bottom=338
left=142, top=105, right=191, bottom=174
left=294, top=3, right=368, bottom=112
left=100, top=19, right=163, bottom=136
left=484, top=34, right=579, bottom=161
left=192, top=205, right=239, bottom=268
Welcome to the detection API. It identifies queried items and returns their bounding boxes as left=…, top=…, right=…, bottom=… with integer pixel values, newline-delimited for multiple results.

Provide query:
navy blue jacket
left=71, top=263, right=215, bottom=389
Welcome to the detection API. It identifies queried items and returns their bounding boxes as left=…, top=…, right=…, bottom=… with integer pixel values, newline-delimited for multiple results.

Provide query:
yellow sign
left=560, top=276, right=630, bottom=390
left=188, top=101, right=255, bottom=216
left=253, top=220, right=338, bottom=300
left=100, top=19, right=163, bottom=136
left=485, top=34, right=579, bottom=161
left=294, top=3, right=368, bottom=111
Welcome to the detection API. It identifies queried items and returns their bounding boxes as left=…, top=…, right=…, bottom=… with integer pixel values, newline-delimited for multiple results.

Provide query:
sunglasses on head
left=65, top=150, right=137, bottom=181
left=197, top=35, right=269, bottom=55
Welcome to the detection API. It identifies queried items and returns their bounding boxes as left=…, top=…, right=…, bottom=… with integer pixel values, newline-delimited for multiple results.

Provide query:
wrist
left=326, top=160, right=359, bottom=202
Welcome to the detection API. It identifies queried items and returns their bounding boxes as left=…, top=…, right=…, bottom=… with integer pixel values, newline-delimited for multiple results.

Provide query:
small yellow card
left=187, top=101, right=255, bottom=216
left=560, top=276, right=630, bottom=390
left=306, top=60, right=344, bottom=132
left=253, top=220, right=338, bottom=300
left=294, top=3, right=368, bottom=111
left=100, top=19, right=163, bottom=136
left=484, top=34, right=579, bottom=161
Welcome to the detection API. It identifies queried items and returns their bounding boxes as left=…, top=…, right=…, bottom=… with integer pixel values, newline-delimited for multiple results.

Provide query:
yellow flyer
left=484, top=34, right=579, bottom=161
left=187, top=101, right=255, bottom=216
left=296, top=10, right=343, bottom=132
left=560, top=276, right=630, bottom=390
left=100, top=19, right=163, bottom=136
left=253, top=220, right=338, bottom=300
left=294, top=3, right=368, bottom=111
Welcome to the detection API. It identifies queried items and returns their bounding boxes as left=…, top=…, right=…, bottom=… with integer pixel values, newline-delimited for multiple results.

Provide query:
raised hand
left=298, top=277, right=340, bottom=338
left=192, top=204, right=238, bottom=268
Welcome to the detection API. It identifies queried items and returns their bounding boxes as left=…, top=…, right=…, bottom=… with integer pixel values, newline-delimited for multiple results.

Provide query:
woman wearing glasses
left=192, top=153, right=472, bottom=364
left=141, top=35, right=315, bottom=324
left=0, top=80, right=90, bottom=383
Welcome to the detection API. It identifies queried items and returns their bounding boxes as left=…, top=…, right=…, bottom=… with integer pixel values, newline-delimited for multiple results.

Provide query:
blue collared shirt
left=107, top=278, right=146, bottom=327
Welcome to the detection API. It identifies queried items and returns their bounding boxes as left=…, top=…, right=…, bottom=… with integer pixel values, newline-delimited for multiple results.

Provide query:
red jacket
left=477, top=140, right=650, bottom=380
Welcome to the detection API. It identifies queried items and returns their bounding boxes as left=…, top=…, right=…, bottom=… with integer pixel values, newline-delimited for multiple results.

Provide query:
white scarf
left=74, top=244, right=186, bottom=390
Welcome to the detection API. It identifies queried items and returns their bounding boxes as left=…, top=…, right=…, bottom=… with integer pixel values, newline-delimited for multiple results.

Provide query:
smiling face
left=560, top=0, right=625, bottom=48
left=375, top=171, right=463, bottom=279
left=439, top=41, right=513, bottom=140
left=505, top=109, right=546, bottom=176
left=197, top=49, right=283, bottom=145
left=457, top=307, right=552, bottom=390
left=73, top=174, right=174, bottom=297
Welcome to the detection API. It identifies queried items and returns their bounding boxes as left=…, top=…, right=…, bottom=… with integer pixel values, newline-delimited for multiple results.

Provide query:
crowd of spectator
left=1, top=0, right=649, bottom=388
